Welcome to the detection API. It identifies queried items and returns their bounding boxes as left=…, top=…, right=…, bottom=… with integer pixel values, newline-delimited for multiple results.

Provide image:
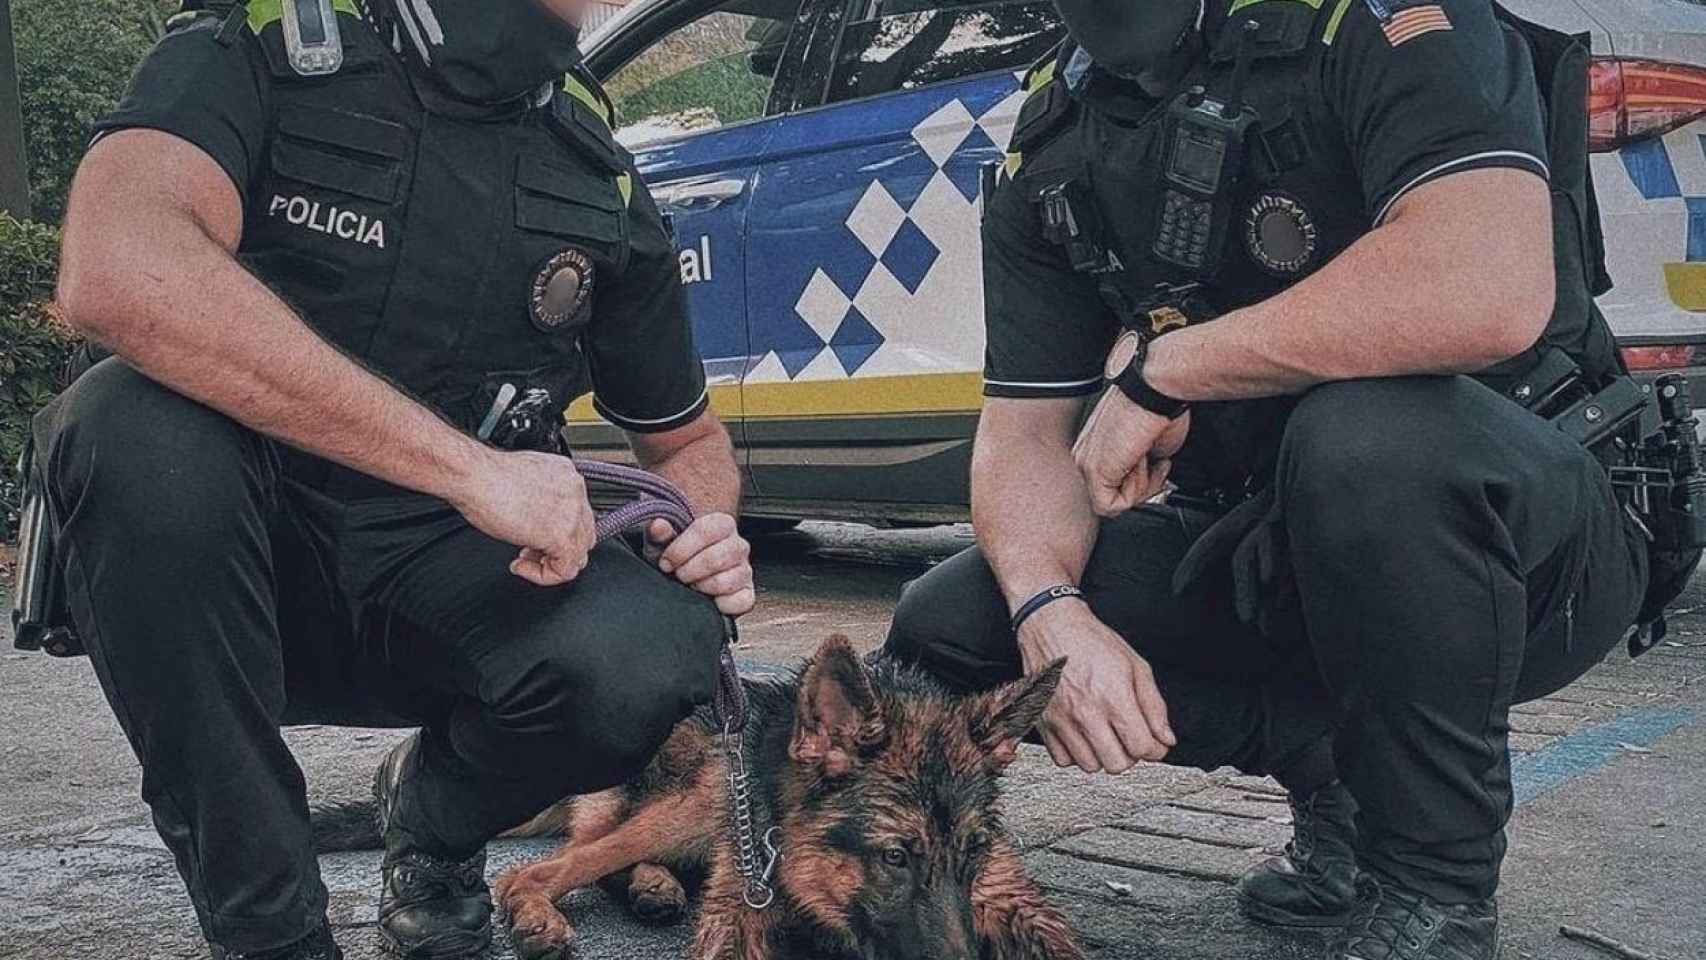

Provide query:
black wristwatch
left=1104, top=330, right=1190, bottom=419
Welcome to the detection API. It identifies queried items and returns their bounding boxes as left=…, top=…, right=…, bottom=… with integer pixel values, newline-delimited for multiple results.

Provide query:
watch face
left=1105, top=331, right=1142, bottom=381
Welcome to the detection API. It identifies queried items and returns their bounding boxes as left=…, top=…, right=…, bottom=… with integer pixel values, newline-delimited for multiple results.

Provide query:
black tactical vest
left=205, top=5, right=639, bottom=438
left=1011, top=0, right=1622, bottom=401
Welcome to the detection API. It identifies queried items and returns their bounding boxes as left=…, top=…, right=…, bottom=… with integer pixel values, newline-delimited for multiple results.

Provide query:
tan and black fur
left=316, top=637, right=1081, bottom=960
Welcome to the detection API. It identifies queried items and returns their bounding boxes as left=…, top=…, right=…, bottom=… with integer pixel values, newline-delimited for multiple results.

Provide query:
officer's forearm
left=1143, top=168, right=1554, bottom=402
left=56, top=132, right=492, bottom=506
left=971, top=399, right=1100, bottom=611
left=630, top=412, right=741, bottom=517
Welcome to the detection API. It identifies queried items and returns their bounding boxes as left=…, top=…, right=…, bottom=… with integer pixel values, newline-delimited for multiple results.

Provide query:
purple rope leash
left=576, top=459, right=748, bottom=734
left=576, top=458, right=779, bottom=908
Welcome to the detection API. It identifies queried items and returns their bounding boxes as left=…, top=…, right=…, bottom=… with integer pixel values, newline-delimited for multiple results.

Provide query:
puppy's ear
left=970, top=658, right=1065, bottom=770
left=790, top=636, right=886, bottom=777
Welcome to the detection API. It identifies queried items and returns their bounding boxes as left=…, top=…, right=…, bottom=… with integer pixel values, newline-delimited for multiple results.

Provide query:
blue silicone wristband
left=1010, top=584, right=1086, bottom=634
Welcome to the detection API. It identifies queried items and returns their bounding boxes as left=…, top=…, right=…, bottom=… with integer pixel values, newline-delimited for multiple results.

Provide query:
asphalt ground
left=1, top=523, right=1703, bottom=960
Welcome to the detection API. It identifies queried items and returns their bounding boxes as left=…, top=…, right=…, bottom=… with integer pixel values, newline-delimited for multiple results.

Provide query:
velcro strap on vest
left=1213, top=0, right=1320, bottom=62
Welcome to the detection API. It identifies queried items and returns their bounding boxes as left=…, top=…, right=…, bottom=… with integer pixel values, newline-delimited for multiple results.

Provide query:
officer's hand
left=1073, top=390, right=1190, bottom=517
left=647, top=514, right=755, bottom=616
left=1018, top=599, right=1175, bottom=773
left=454, top=450, right=598, bottom=586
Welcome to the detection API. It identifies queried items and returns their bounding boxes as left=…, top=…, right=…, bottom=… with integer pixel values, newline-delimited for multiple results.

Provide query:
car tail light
left=1589, top=58, right=1706, bottom=152
left=1621, top=342, right=1706, bottom=372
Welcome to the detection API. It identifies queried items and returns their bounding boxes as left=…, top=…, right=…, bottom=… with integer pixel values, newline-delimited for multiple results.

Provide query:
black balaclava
left=368, top=0, right=584, bottom=108
left=1053, top=0, right=1206, bottom=80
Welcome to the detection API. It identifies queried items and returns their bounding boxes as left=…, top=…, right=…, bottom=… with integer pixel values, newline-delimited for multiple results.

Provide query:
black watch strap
left=1112, top=338, right=1190, bottom=419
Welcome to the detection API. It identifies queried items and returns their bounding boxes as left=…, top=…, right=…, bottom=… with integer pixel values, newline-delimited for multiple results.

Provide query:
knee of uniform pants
left=482, top=570, right=725, bottom=786
left=1279, top=377, right=1579, bottom=548
left=47, top=357, right=273, bottom=552
left=1279, top=378, right=1469, bottom=526
left=882, top=545, right=1018, bottom=694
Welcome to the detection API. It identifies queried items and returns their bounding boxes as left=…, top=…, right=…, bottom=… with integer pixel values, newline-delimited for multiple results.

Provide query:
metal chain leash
left=577, top=460, right=780, bottom=913
left=723, top=718, right=782, bottom=910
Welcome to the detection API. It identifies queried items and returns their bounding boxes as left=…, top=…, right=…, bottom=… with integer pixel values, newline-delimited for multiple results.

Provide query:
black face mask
left=1052, top=0, right=1204, bottom=80
left=371, top=0, right=583, bottom=107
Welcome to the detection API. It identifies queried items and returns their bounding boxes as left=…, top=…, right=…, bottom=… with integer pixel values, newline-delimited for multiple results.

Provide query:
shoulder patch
left=1365, top=1, right=1453, bottom=46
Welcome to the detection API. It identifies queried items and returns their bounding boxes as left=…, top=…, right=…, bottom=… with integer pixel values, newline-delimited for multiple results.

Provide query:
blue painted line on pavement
left=1511, top=706, right=1695, bottom=805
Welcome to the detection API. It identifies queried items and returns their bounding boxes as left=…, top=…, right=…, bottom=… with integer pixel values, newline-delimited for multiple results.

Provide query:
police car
left=567, top=0, right=1706, bottom=529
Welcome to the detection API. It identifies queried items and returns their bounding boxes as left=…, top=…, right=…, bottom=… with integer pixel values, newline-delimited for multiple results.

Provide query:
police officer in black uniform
left=883, top=2, right=1698, bottom=958
left=38, top=1, right=755, bottom=958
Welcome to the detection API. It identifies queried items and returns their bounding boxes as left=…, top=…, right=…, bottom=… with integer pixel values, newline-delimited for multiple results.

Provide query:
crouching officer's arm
left=1082, top=0, right=1556, bottom=514
left=57, top=131, right=598, bottom=587
left=971, top=192, right=1180, bottom=776
left=566, top=161, right=752, bottom=616
left=975, top=396, right=1181, bottom=775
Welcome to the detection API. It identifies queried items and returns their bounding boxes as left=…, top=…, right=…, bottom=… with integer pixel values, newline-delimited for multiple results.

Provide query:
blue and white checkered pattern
left=757, top=84, right=1026, bottom=382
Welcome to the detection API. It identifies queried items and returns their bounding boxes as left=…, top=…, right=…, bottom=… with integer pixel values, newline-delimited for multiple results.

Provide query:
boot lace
left=383, top=850, right=488, bottom=907
left=1332, top=876, right=1444, bottom=959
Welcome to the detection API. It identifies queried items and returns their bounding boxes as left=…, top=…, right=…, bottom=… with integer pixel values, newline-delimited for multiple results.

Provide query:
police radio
left=1152, top=22, right=1261, bottom=277
left=280, top=0, right=344, bottom=77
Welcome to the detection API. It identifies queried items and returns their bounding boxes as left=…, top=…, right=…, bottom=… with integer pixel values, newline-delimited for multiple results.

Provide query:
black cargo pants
left=36, top=359, right=726, bottom=954
left=884, top=376, right=1649, bottom=904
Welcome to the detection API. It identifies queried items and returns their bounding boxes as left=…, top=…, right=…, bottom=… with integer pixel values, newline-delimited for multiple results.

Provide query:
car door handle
left=654, top=178, right=746, bottom=209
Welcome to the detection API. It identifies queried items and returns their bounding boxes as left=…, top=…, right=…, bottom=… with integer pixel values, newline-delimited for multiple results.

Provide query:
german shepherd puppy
left=490, top=636, right=1083, bottom=960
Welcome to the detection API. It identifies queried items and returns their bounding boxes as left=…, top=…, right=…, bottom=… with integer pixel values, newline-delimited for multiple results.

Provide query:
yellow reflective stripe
left=563, top=73, right=616, bottom=128
left=1322, top=0, right=1355, bottom=44
left=246, top=0, right=360, bottom=34
left=616, top=172, right=634, bottom=207
left=1229, top=0, right=1324, bottom=11
left=1023, top=57, right=1057, bottom=94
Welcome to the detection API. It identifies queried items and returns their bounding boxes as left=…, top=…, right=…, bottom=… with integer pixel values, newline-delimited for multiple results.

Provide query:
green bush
left=14, top=0, right=174, bottom=223
left=0, top=213, right=74, bottom=540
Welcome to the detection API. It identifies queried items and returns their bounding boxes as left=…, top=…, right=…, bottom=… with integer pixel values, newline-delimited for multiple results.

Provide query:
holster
left=9, top=430, right=82, bottom=657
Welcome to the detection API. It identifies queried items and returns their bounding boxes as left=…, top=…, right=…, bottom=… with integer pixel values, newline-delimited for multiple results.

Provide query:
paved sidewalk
left=1, top=550, right=1701, bottom=960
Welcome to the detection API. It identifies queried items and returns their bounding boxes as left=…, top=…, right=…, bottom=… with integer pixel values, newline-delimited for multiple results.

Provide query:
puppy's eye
left=881, top=846, right=909, bottom=868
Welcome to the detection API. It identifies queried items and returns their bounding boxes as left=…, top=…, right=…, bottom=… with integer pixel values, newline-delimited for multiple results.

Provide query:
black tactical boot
left=1237, top=780, right=1360, bottom=928
left=1328, top=875, right=1499, bottom=960
left=210, top=922, right=342, bottom=960
left=374, top=734, right=494, bottom=960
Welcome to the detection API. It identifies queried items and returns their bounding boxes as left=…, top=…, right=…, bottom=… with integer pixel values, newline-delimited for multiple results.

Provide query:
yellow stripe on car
left=1663, top=262, right=1706, bottom=312
left=566, top=372, right=985, bottom=424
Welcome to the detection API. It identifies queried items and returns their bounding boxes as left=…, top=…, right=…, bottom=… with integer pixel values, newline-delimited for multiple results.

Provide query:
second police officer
left=885, top=2, right=1702, bottom=959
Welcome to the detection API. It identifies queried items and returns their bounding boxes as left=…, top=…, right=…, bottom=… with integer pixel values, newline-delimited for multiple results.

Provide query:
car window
left=604, top=0, right=800, bottom=146
left=824, top=0, right=1062, bottom=105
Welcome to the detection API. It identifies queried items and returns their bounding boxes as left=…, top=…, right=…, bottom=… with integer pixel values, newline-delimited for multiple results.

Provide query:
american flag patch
left=1382, top=4, right=1453, bottom=47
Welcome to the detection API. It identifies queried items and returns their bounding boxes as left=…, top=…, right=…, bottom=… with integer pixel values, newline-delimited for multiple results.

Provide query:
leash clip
left=743, top=827, right=782, bottom=910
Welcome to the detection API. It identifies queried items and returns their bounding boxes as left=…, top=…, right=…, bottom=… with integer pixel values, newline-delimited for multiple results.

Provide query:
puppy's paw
left=628, top=862, right=688, bottom=925
left=507, top=894, right=576, bottom=960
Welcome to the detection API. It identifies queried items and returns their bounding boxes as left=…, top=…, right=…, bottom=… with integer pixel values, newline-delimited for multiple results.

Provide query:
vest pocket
left=271, top=105, right=406, bottom=203
left=513, top=155, right=624, bottom=246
